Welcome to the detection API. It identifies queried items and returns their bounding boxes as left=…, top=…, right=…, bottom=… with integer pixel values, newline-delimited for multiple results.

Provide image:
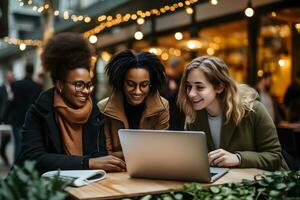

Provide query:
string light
left=89, top=35, right=98, bottom=44
left=244, top=0, right=254, bottom=18
left=4, top=37, right=42, bottom=47
left=174, top=32, right=183, bottom=40
left=84, top=0, right=199, bottom=37
left=19, top=43, right=26, bottom=51
left=10, top=0, right=200, bottom=47
left=134, top=31, right=143, bottom=40
left=210, top=0, right=218, bottom=5
left=185, top=7, right=194, bottom=15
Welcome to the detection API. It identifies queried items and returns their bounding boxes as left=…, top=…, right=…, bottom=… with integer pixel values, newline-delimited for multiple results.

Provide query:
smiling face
left=123, top=68, right=151, bottom=106
left=56, top=68, right=92, bottom=109
left=186, top=68, right=223, bottom=116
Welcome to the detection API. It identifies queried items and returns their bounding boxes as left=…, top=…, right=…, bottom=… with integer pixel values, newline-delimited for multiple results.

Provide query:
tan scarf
left=54, top=90, right=92, bottom=156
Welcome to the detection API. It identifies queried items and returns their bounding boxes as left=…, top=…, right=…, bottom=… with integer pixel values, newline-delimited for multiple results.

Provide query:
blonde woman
left=178, top=56, right=287, bottom=171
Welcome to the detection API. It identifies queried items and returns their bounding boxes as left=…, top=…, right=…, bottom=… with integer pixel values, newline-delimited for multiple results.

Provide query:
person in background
left=98, top=49, right=169, bottom=159
left=0, top=70, right=14, bottom=166
left=177, top=56, right=287, bottom=171
left=255, top=72, right=285, bottom=125
left=16, top=32, right=125, bottom=174
left=4, top=64, right=42, bottom=161
left=160, top=57, right=185, bottom=130
left=284, top=71, right=300, bottom=122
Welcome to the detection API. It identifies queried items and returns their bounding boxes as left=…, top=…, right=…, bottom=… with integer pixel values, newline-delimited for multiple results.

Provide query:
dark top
left=0, top=84, right=8, bottom=123
left=123, top=98, right=145, bottom=129
left=284, top=82, right=300, bottom=122
left=4, top=77, right=42, bottom=126
left=15, top=88, right=108, bottom=174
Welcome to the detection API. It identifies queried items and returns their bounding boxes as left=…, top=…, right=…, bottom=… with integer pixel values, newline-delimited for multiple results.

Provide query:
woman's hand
left=208, top=149, right=240, bottom=167
left=89, top=155, right=126, bottom=172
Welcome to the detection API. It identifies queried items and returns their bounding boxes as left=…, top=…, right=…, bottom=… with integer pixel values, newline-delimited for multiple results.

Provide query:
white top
left=207, top=114, right=222, bottom=148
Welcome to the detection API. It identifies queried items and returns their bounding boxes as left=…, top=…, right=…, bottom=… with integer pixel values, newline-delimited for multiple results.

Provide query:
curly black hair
left=41, top=32, right=93, bottom=83
left=105, top=49, right=166, bottom=94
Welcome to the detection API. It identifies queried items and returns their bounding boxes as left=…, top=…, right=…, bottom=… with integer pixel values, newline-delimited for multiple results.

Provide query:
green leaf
left=140, top=195, right=152, bottom=200
left=210, top=186, right=221, bottom=194
left=269, top=190, right=280, bottom=197
left=174, top=193, right=183, bottom=200
left=275, top=183, right=287, bottom=190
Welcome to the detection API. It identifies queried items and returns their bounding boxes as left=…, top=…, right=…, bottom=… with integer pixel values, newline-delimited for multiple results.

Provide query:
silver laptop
left=118, top=129, right=229, bottom=182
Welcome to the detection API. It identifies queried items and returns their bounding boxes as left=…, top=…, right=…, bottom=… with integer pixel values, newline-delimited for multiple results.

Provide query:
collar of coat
left=97, top=91, right=168, bottom=125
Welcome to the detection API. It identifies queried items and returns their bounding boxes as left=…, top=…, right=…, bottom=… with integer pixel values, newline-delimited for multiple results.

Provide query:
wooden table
left=67, top=168, right=265, bottom=200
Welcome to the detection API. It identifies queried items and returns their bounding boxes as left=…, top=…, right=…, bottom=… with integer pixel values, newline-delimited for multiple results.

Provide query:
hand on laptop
left=208, top=149, right=240, bottom=167
left=89, top=155, right=126, bottom=172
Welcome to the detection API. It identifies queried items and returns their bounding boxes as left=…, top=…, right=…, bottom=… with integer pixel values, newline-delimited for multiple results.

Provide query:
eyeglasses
left=124, top=80, right=151, bottom=92
left=65, top=80, right=94, bottom=92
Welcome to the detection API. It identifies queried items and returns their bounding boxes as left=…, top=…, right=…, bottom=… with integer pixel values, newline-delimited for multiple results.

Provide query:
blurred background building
left=0, top=0, right=299, bottom=101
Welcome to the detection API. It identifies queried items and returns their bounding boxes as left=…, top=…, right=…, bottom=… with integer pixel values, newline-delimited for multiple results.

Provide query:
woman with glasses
left=16, top=33, right=126, bottom=174
left=177, top=56, right=287, bottom=171
left=98, top=49, right=169, bottom=159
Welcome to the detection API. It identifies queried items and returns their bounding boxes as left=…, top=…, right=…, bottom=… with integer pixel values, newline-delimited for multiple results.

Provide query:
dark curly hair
left=105, top=49, right=166, bottom=94
left=41, top=32, right=93, bottom=83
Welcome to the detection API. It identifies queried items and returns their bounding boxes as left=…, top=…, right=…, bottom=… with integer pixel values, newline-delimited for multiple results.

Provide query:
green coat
left=186, top=100, right=286, bottom=171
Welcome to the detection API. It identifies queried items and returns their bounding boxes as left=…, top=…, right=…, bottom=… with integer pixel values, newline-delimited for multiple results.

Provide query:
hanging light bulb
left=19, top=43, right=26, bottom=51
left=89, top=35, right=98, bottom=44
left=244, top=0, right=254, bottom=18
left=174, top=32, right=183, bottom=40
left=185, top=7, right=194, bottom=15
left=134, top=31, right=143, bottom=40
left=210, top=0, right=218, bottom=5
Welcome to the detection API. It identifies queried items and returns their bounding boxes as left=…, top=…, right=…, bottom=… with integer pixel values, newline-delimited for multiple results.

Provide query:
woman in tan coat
left=98, top=50, right=169, bottom=159
left=177, top=56, right=287, bottom=171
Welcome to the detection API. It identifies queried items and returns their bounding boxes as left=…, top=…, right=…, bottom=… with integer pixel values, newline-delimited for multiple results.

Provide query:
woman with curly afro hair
left=16, top=32, right=125, bottom=174
left=98, top=49, right=169, bottom=159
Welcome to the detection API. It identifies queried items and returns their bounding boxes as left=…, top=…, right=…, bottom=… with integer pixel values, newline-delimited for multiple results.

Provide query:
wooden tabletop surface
left=67, top=168, right=265, bottom=200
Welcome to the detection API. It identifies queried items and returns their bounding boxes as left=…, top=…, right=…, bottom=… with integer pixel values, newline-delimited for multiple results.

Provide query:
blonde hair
left=177, top=56, right=257, bottom=125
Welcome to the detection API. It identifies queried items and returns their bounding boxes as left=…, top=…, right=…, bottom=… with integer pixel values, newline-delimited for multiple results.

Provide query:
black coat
left=0, top=85, right=8, bottom=122
left=16, top=88, right=108, bottom=174
left=5, top=77, right=42, bottom=126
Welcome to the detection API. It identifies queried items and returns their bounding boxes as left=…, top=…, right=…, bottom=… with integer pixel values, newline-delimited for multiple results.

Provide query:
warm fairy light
left=175, top=32, right=183, bottom=40
left=156, top=48, right=162, bottom=55
left=149, top=48, right=158, bottom=55
left=174, top=49, right=181, bottom=56
left=89, top=35, right=98, bottom=44
left=257, top=70, right=264, bottom=77
left=207, top=47, right=215, bottom=55
left=186, top=7, right=194, bottom=15
left=278, top=59, right=286, bottom=67
left=271, top=12, right=277, bottom=17
left=134, top=31, right=143, bottom=40
left=137, top=18, right=145, bottom=25
left=245, top=1, right=254, bottom=18
left=245, top=7, right=254, bottom=17
left=84, top=17, right=91, bottom=23
left=54, top=10, right=59, bottom=16
left=161, top=52, right=169, bottom=61
left=14, top=0, right=200, bottom=43
left=187, top=40, right=202, bottom=50
left=101, top=51, right=111, bottom=63
left=19, top=43, right=26, bottom=51
left=210, top=0, right=218, bottom=5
